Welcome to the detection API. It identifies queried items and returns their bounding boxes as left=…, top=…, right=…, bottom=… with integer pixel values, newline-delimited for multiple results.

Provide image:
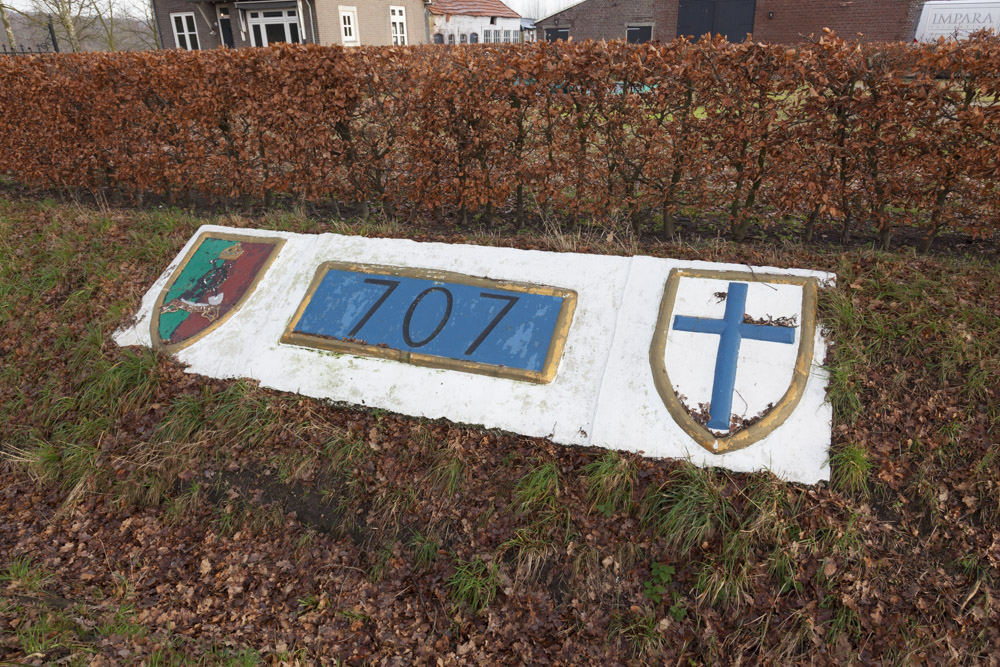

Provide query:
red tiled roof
left=427, top=0, right=520, bottom=18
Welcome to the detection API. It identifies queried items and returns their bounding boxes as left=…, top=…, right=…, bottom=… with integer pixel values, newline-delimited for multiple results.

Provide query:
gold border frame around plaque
left=281, top=262, right=578, bottom=384
left=649, top=268, right=819, bottom=455
left=150, top=231, right=286, bottom=354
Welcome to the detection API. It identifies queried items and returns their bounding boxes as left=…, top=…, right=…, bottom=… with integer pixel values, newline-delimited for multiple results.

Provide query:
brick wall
left=156, top=0, right=223, bottom=50
left=535, top=0, right=660, bottom=42
left=537, top=0, right=926, bottom=43
left=314, top=0, right=427, bottom=45
left=155, top=0, right=322, bottom=49
left=753, top=0, right=926, bottom=42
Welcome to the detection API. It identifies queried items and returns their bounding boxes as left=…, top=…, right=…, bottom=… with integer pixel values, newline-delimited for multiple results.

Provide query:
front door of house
left=677, top=0, right=756, bottom=41
left=219, top=7, right=235, bottom=47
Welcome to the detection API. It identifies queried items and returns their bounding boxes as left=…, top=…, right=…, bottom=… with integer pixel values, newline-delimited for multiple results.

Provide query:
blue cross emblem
left=672, top=282, right=796, bottom=431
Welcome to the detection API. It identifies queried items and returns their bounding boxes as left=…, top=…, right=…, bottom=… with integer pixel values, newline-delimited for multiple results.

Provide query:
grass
left=1, top=555, right=53, bottom=592
left=325, top=432, right=370, bottom=473
left=608, top=607, right=663, bottom=658
left=447, top=556, right=500, bottom=614
left=640, top=463, right=732, bottom=554
left=408, top=530, right=440, bottom=570
left=583, top=451, right=636, bottom=517
left=512, top=459, right=560, bottom=515
left=97, top=601, right=147, bottom=638
left=694, top=532, right=754, bottom=609
left=1, top=192, right=999, bottom=663
left=147, top=640, right=265, bottom=666
left=210, top=381, right=276, bottom=448
left=830, top=442, right=873, bottom=498
left=498, top=526, right=555, bottom=585
left=427, top=450, right=466, bottom=498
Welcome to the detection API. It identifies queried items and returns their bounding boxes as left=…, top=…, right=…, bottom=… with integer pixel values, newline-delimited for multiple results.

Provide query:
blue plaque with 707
left=282, top=263, right=578, bottom=384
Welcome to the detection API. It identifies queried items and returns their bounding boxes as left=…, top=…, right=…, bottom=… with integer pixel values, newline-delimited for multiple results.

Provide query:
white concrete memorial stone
left=116, top=225, right=834, bottom=484
left=914, top=0, right=1000, bottom=41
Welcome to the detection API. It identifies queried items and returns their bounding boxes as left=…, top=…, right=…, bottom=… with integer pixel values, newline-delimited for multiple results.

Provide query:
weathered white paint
left=590, top=258, right=834, bottom=484
left=914, top=0, right=1000, bottom=41
left=116, top=226, right=835, bottom=484
left=429, top=14, right=521, bottom=43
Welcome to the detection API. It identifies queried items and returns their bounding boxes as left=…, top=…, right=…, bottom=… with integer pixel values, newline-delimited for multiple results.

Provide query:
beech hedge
left=1, top=33, right=998, bottom=248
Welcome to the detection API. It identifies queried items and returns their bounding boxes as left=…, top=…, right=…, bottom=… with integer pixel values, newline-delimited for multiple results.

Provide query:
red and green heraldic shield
left=152, top=233, right=284, bottom=352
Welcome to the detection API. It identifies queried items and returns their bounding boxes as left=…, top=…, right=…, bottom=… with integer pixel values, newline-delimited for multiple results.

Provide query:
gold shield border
left=281, top=262, right=578, bottom=385
left=649, top=268, right=819, bottom=455
left=150, top=231, right=287, bottom=354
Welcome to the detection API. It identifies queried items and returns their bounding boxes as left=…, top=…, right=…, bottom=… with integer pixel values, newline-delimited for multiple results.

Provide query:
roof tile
left=427, top=0, right=520, bottom=18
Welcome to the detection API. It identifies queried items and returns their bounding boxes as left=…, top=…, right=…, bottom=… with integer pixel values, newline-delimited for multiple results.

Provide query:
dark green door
left=677, top=0, right=756, bottom=42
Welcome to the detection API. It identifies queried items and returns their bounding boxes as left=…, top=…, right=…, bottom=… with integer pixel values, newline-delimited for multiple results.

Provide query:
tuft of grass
left=427, top=450, right=465, bottom=498
left=768, top=544, right=803, bottom=595
left=498, top=526, right=555, bottom=586
left=583, top=451, right=636, bottom=517
left=367, top=542, right=395, bottom=583
left=447, top=556, right=500, bottom=614
left=325, top=432, right=370, bottom=473
left=76, top=346, right=161, bottom=418
left=512, top=460, right=560, bottom=515
left=830, top=442, right=873, bottom=498
left=408, top=531, right=440, bottom=571
left=369, top=485, right=416, bottom=532
left=210, top=381, right=276, bottom=447
left=825, top=601, right=862, bottom=646
left=0, top=556, right=53, bottom=593
left=694, top=532, right=753, bottom=609
left=640, top=463, right=732, bottom=554
left=154, top=390, right=211, bottom=446
left=97, top=601, right=147, bottom=638
left=608, top=607, right=663, bottom=659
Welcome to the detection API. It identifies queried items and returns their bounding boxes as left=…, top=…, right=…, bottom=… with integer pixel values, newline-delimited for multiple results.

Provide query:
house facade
left=154, top=0, right=428, bottom=50
left=536, top=0, right=928, bottom=43
left=426, top=0, right=521, bottom=44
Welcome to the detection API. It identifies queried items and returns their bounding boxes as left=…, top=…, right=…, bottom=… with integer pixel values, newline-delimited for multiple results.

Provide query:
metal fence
left=0, top=17, right=60, bottom=55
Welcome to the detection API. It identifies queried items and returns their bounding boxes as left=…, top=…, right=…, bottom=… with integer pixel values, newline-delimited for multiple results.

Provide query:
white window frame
left=389, top=6, right=406, bottom=45
left=247, top=8, right=301, bottom=47
left=170, top=12, right=200, bottom=50
left=339, top=6, right=359, bottom=45
left=503, top=29, right=512, bottom=43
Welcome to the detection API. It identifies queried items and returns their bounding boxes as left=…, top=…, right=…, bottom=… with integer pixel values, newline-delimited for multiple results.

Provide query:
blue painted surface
left=673, top=282, right=796, bottom=431
left=294, top=270, right=567, bottom=373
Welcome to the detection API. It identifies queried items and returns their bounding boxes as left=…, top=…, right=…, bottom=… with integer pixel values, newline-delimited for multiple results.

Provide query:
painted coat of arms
left=151, top=232, right=285, bottom=352
left=650, top=268, right=818, bottom=454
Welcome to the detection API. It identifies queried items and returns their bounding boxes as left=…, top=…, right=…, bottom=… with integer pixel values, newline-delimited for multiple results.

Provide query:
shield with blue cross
left=649, top=268, right=819, bottom=455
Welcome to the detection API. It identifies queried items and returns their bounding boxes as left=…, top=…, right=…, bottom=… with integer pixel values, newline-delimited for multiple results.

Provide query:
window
left=503, top=29, right=512, bottom=43
left=248, top=9, right=300, bottom=46
left=447, top=33, right=455, bottom=44
left=470, top=32, right=478, bottom=43
left=460, top=33, right=467, bottom=43
left=389, top=6, right=406, bottom=45
left=170, top=13, right=200, bottom=50
left=626, top=25, right=652, bottom=43
left=433, top=33, right=444, bottom=44
left=339, top=6, right=359, bottom=45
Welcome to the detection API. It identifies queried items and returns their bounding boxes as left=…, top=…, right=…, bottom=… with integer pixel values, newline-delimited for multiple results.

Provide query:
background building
left=536, top=0, right=930, bottom=43
left=426, top=0, right=521, bottom=44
